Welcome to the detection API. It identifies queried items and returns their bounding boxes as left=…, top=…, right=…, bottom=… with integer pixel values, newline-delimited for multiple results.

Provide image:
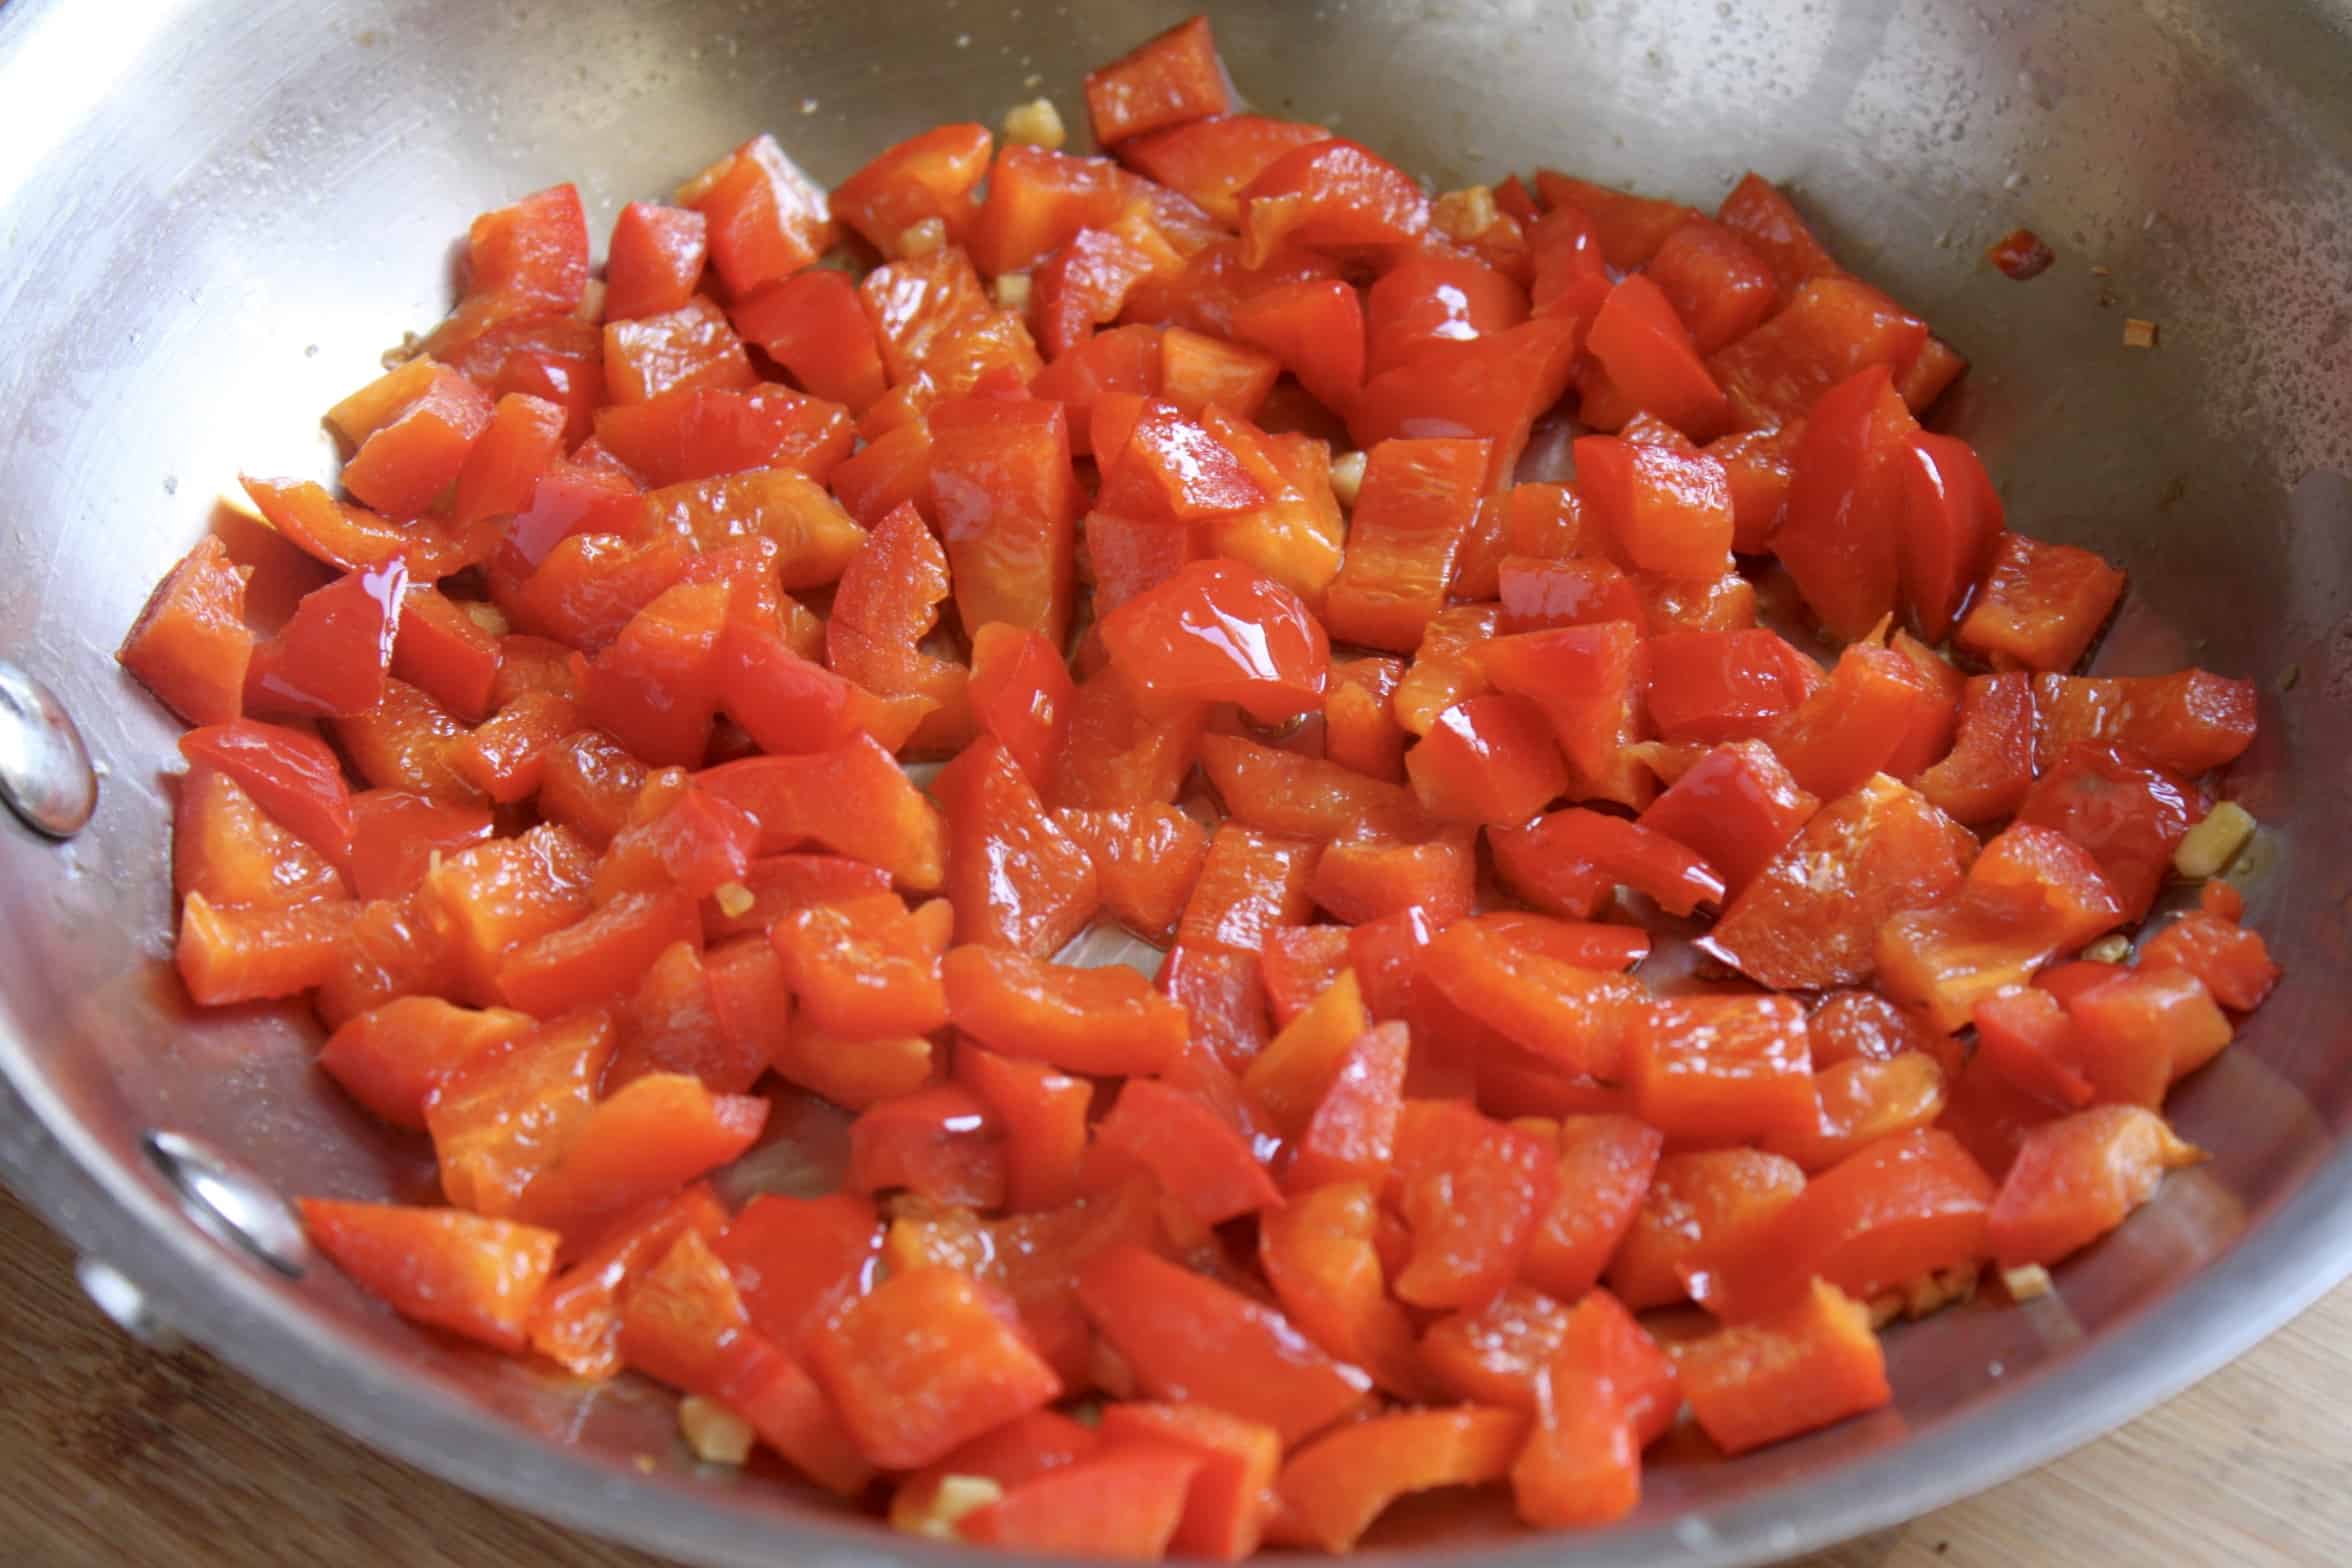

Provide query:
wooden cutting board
left=1, top=1184, right=2343, bottom=1566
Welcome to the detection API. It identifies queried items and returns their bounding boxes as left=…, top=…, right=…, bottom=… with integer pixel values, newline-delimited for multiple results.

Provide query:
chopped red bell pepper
left=300, top=1198, right=558, bottom=1352
left=1101, top=559, right=1329, bottom=723
left=1273, top=1407, right=1527, bottom=1554
left=1985, top=1104, right=2205, bottom=1267
left=1955, top=532, right=2126, bottom=673
left=1678, top=1279, right=1891, bottom=1456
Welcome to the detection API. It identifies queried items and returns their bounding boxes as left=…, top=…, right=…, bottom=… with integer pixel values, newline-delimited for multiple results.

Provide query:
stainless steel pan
left=3, top=0, right=2350, bottom=1562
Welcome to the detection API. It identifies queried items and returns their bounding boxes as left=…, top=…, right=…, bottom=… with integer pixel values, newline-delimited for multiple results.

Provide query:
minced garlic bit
left=1431, top=184, right=1500, bottom=242
left=2082, top=934, right=2133, bottom=965
left=381, top=330, right=427, bottom=369
left=463, top=601, right=511, bottom=637
left=2122, top=317, right=2159, bottom=348
left=2002, top=1263, right=2055, bottom=1302
left=894, top=1474, right=1005, bottom=1540
left=1329, top=449, right=1369, bottom=508
left=713, top=881, right=757, bottom=920
left=897, top=217, right=949, bottom=258
left=993, top=271, right=1034, bottom=315
left=678, top=1395, right=756, bottom=1465
left=2174, top=800, right=2257, bottom=879
left=1002, top=97, right=1067, bottom=150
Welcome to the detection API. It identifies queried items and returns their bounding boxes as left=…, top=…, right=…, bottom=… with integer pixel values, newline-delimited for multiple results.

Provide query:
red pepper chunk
left=1773, top=364, right=1919, bottom=642
left=120, top=535, right=256, bottom=727
left=679, top=133, right=834, bottom=297
left=1580, top=274, right=1734, bottom=443
left=242, top=561, right=407, bottom=720
left=1422, top=920, right=1644, bottom=1079
left=1956, top=533, right=2126, bottom=673
left=1091, top=1077, right=1282, bottom=1228
left=2014, top=741, right=2201, bottom=922
left=848, top=1084, right=1006, bottom=1208
left=1917, top=672, right=2039, bottom=825
left=2032, top=669, right=2259, bottom=777
left=956, top=1048, right=1091, bottom=1214
left=1986, top=1105, right=2205, bottom=1267
left=1476, top=620, right=1651, bottom=808
left=1720, top=1128, right=1996, bottom=1320
left=1628, top=994, right=1817, bottom=1146
left=935, top=736, right=1101, bottom=957
left=1679, top=1279, right=1891, bottom=1456
left=1239, top=139, right=1429, bottom=267
left=299, top=1199, right=558, bottom=1353
left=1490, top=807, right=1727, bottom=918
left=962, top=1444, right=1206, bottom=1561
left=771, top=893, right=948, bottom=1038
left=1636, top=739, right=1820, bottom=900
left=179, top=719, right=356, bottom=862
left=2141, top=908, right=2280, bottom=1012
left=1389, top=1100, right=1558, bottom=1311
left=732, top=270, right=889, bottom=415
left=929, top=396, right=1080, bottom=646
left=1101, top=559, right=1329, bottom=724
left=828, top=121, right=993, bottom=254
left=514, top=1073, right=767, bottom=1241
left=1082, top=13, right=1233, bottom=145
left=944, top=946, right=1190, bottom=1076
left=1274, top=1407, right=1527, bottom=1555
left=811, top=1266, right=1062, bottom=1471
left=1079, top=1244, right=1374, bottom=1447
left=1605, top=1148, right=1807, bottom=1310
left=1406, top=694, right=1570, bottom=827
left=528, top=1186, right=728, bottom=1379
left=1896, top=432, right=2006, bottom=642
left=1093, top=1404, right=1283, bottom=1564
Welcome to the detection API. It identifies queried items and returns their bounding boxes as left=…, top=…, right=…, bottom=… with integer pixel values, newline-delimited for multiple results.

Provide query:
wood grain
left=1, top=1183, right=2346, bottom=1565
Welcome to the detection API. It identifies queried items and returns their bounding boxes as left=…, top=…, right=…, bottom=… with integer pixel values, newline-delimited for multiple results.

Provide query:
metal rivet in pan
left=0, top=658, right=98, bottom=838
left=75, top=1256, right=186, bottom=1352
left=142, top=1129, right=311, bottom=1278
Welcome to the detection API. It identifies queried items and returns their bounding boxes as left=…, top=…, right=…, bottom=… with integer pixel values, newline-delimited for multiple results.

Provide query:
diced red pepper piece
left=2064, top=965, right=2233, bottom=1105
left=1035, top=226, right=1159, bottom=358
left=1239, top=138, right=1428, bottom=266
left=1772, top=364, right=1920, bottom=640
left=1518, top=1115, right=1665, bottom=1301
left=2032, top=669, right=2260, bottom=777
left=1709, top=773, right=1975, bottom=990
left=1364, top=253, right=1528, bottom=378
left=1896, top=431, right=2006, bottom=641
left=120, top=535, right=255, bottom=727
left=697, top=733, right=947, bottom=890
left=1177, top=822, right=1319, bottom=956
left=1707, top=275, right=1929, bottom=433
left=1091, top=1404, right=1282, bottom=1564
left=935, top=736, right=1101, bottom=957
left=1972, top=987, right=2096, bottom=1110
left=603, top=202, right=708, bottom=322
left=424, top=1009, right=614, bottom=1217
left=1348, top=320, right=1581, bottom=490
left=1492, top=807, right=1727, bottom=918
left=596, top=384, right=855, bottom=490
left=1635, top=739, right=1820, bottom=900
left=960, top=1443, right=1205, bottom=1560
left=1628, top=994, right=1817, bottom=1145
left=2014, top=741, right=2201, bottom=921
left=1716, top=172, right=1840, bottom=305
left=422, top=184, right=591, bottom=354
left=2141, top=907, right=2280, bottom=1012
left=179, top=719, right=355, bottom=862
left=1053, top=805, right=1209, bottom=945
left=807, top=1264, right=1063, bottom=1471
left=1274, top=1407, right=1527, bottom=1555
left=732, top=269, right=889, bottom=415
left=174, top=893, right=359, bottom=1005
left=848, top=1084, right=1006, bottom=1208
left=944, top=945, right=1189, bottom=1075
left=1876, top=823, right=2126, bottom=1032
left=1986, top=1105, right=2205, bottom=1267
left=1099, top=559, right=1328, bottom=724
left=1158, top=945, right=1273, bottom=1074
left=1647, top=216, right=1779, bottom=352
left=829, top=121, right=993, bottom=253
left=1199, top=734, right=1430, bottom=844
left=1241, top=970, right=1370, bottom=1133
left=1092, top=1077, right=1281, bottom=1228
left=712, top=1192, right=882, bottom=1354
left=242, top=475, right=474, bottom=581
left=514, top=1072, right=766, bottom=1240
left=1679, top=1279, right=1890, bottom=1455
left=679, top=132, right=833, bottom=295
left=1078, top=1244, right=1374, bottom=1446
left=1406, top=693, right=1570, bottom=827
left=494, top=889, right=699, bottom=1018
left=300, top=1199, right=557, bottom=1352
left=1955, top=532, right=2127, bottom=673
left=1258, top=924, right=1351, bottom=1027
left=929, top=396, right=1081, bottom=646
left=1389, top=1100, right=1558, bottom=1311
left=528, top=1186, right=728, bottom=1378
left=1119, top=113, right=1330, bottom=226
left=1604, top=1147, right=1807, bottom=1310
left=769, top=891, right=947, bottom=1037
left=1306, top=835, right=1476, bottom=927
left=1083, top=13, right=1232, bottom=144
left=174, top=764, right=349, bottom=912
left=1421, top=920, right=1644, bottom=1079
left=1580, top=274, right=1733, bottom=442
left=1534, top=171, right=1698, bottom=269
left=1915, top=672, right=2037, bottom=825
left=390, top=586, right=504, bottom=723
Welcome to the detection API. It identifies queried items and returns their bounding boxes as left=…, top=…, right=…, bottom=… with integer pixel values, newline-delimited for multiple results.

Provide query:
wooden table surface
left=3, top=1184, right=2346, bottom=1566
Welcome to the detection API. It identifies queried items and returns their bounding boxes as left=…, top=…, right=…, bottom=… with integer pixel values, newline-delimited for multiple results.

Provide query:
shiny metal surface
left=143, top=1129, right=314, bottom=1278
left=0, top=658, right=98, bottom=839
left=1, top=0, right=2350, bottom=1563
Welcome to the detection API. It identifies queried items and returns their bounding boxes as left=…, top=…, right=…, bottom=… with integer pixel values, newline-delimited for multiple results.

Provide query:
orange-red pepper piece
left=1390, top=1100, right=1559, bottom=1311
left=1955, top=533, right=2127, bottom=674
left=1627, top=994, right=1817, bottom=1147
left=1083, top=13, right=1233, bottom=145
left=1323, top=437, right=1490, bottom=653
left=1679, top=1279, right=1891, bottom=1456
left=1091, top=1077, right=1281, bottom=1227
left=934, top=736, right=1102, bottom=957
left=1406, top=693, right=1571, bottom=827
left=1101, top=559, right=1330, bottom=724
left=1078, top=1243, right=1374, bottom=1446
left=679, top=132, right=833, bottom=296
left=962, top=1443, right=1206, bottom=1561
left=1273, top=1407, right=1527, bottom=1554
left=528, top=1185, right=728, bottom=1378
left=1177, top=823, right=1320, bottom=957
left=1986, top=1104, right=2204, bottom=1267
left=1605, top=1147, right=1807, bottom=1311
left=1421, top=920, right=1643, bottom=1079
left=515, top=1072, right=767, bottom=1241
left=697, top=734, right=946, bottom=890
left=423, top=1009, right=615, bottom=1218
left=300, top=1199, right=558, bottom=1353
left=944, top=945, right=1190, bottom=1076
